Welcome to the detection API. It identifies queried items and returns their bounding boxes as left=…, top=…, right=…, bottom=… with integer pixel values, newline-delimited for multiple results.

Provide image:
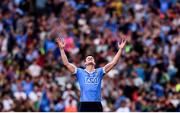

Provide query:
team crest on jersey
left=85, top=77, right=99, bottom=84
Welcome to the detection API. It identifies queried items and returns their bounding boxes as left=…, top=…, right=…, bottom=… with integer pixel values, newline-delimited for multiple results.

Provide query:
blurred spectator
left=0, top=0, right=179, bottom=112
left=116, top=99, right=130, bottom=112
left=2, top=95, right=14, bottom=111
left=27, top=60, right=42, bottom=77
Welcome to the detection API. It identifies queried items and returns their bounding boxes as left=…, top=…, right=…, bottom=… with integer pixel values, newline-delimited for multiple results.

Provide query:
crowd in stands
left=0, top=0, right=179, bottom=112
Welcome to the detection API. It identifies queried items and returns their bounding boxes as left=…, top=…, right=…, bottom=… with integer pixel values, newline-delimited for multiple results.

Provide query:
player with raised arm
left=56, top=33, right=127, bottom=112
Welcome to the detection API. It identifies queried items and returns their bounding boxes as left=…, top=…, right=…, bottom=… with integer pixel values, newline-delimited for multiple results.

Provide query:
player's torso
left=77, top=69, right=103, bottom=102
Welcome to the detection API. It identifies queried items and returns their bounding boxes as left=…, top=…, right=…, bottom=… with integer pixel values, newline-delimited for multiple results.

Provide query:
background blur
left=0, top=0, right=180, bottom=112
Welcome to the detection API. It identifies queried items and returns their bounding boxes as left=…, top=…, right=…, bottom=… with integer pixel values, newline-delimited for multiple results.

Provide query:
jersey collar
left=84, top=69, right=96, bottom=74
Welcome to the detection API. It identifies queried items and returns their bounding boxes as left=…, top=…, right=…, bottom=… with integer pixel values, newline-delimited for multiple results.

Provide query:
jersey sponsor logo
left=85, top=77, right=99, bottom=84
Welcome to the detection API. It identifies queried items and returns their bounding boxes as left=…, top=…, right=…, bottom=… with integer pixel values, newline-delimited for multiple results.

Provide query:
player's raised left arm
left=56, top=37, right=76, bottom=74
left=103, top=34, right=127, bottom=73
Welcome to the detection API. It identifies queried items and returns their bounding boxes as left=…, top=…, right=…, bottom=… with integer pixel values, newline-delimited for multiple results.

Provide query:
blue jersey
left=74, top=67, right=105, bottom=102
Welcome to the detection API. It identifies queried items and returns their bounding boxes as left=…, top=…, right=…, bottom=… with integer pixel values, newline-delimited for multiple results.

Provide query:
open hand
left=56, top=37, right=66, bottom=49
left=118, top=33, right=128, bottom=49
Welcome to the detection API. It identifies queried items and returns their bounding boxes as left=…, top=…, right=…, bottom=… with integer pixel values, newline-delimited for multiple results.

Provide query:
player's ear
left=84, top=62, right=87, bottom=67
left=84, top=60, right=87, bottom=65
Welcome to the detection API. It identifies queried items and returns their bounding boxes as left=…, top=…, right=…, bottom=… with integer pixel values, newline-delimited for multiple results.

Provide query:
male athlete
left=56, top=34, right=127, bottom=112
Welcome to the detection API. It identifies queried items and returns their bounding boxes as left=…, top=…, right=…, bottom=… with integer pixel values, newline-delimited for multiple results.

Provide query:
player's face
left=85, top=56, right=95, bottom=66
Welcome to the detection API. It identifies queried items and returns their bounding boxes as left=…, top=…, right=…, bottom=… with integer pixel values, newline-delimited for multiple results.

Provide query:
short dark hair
left=83, top=54, right=94, bottom=61
left=85, top=54, right=94, bottom=58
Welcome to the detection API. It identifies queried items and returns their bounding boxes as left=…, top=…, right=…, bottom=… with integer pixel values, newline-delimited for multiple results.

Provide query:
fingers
left=55, top=37, right=66, bottom=46
left=118, top=39, right=126, bottom=46
left=119, top=37, right=126, bottom=43
left=120, top=32, right=128, bottom=43
left=118, top=34, right=127, bottom=46
left=122, top=38, right=126, bottom=43
left=55, top=37, right=63, bottom=43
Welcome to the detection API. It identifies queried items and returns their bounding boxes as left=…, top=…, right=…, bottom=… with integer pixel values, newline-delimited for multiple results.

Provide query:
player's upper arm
left=66, top=63, right=77, bottom=74
left=103, top=62, right=115, bottom=73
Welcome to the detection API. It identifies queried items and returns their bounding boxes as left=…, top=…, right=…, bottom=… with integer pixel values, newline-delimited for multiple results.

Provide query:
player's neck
left=85, top=65, right=95, bottom=72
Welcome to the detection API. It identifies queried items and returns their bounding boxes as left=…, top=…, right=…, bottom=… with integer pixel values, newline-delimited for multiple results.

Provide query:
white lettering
left=85, top=77, right=98, bottom=84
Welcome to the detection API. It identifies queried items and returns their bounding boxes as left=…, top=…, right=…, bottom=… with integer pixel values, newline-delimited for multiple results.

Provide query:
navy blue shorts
left=78, top=102, right=103, bottom=112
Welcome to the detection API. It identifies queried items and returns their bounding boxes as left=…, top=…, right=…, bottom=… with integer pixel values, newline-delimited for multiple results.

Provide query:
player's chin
left=87, top=62, right=95, bottom=65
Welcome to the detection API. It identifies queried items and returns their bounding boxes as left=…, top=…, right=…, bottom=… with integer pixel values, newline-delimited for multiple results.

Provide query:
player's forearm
left=111, top=48, right=122, bottom=65
left=59, top=48, right=70, bottom=66
left=59, top=48, right=76, bottom=74
left=104, top=48, right=122, bottom=73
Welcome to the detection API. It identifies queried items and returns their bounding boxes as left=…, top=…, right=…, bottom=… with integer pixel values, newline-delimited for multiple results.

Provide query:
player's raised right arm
left=56, top=38, right=76, bottom=74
